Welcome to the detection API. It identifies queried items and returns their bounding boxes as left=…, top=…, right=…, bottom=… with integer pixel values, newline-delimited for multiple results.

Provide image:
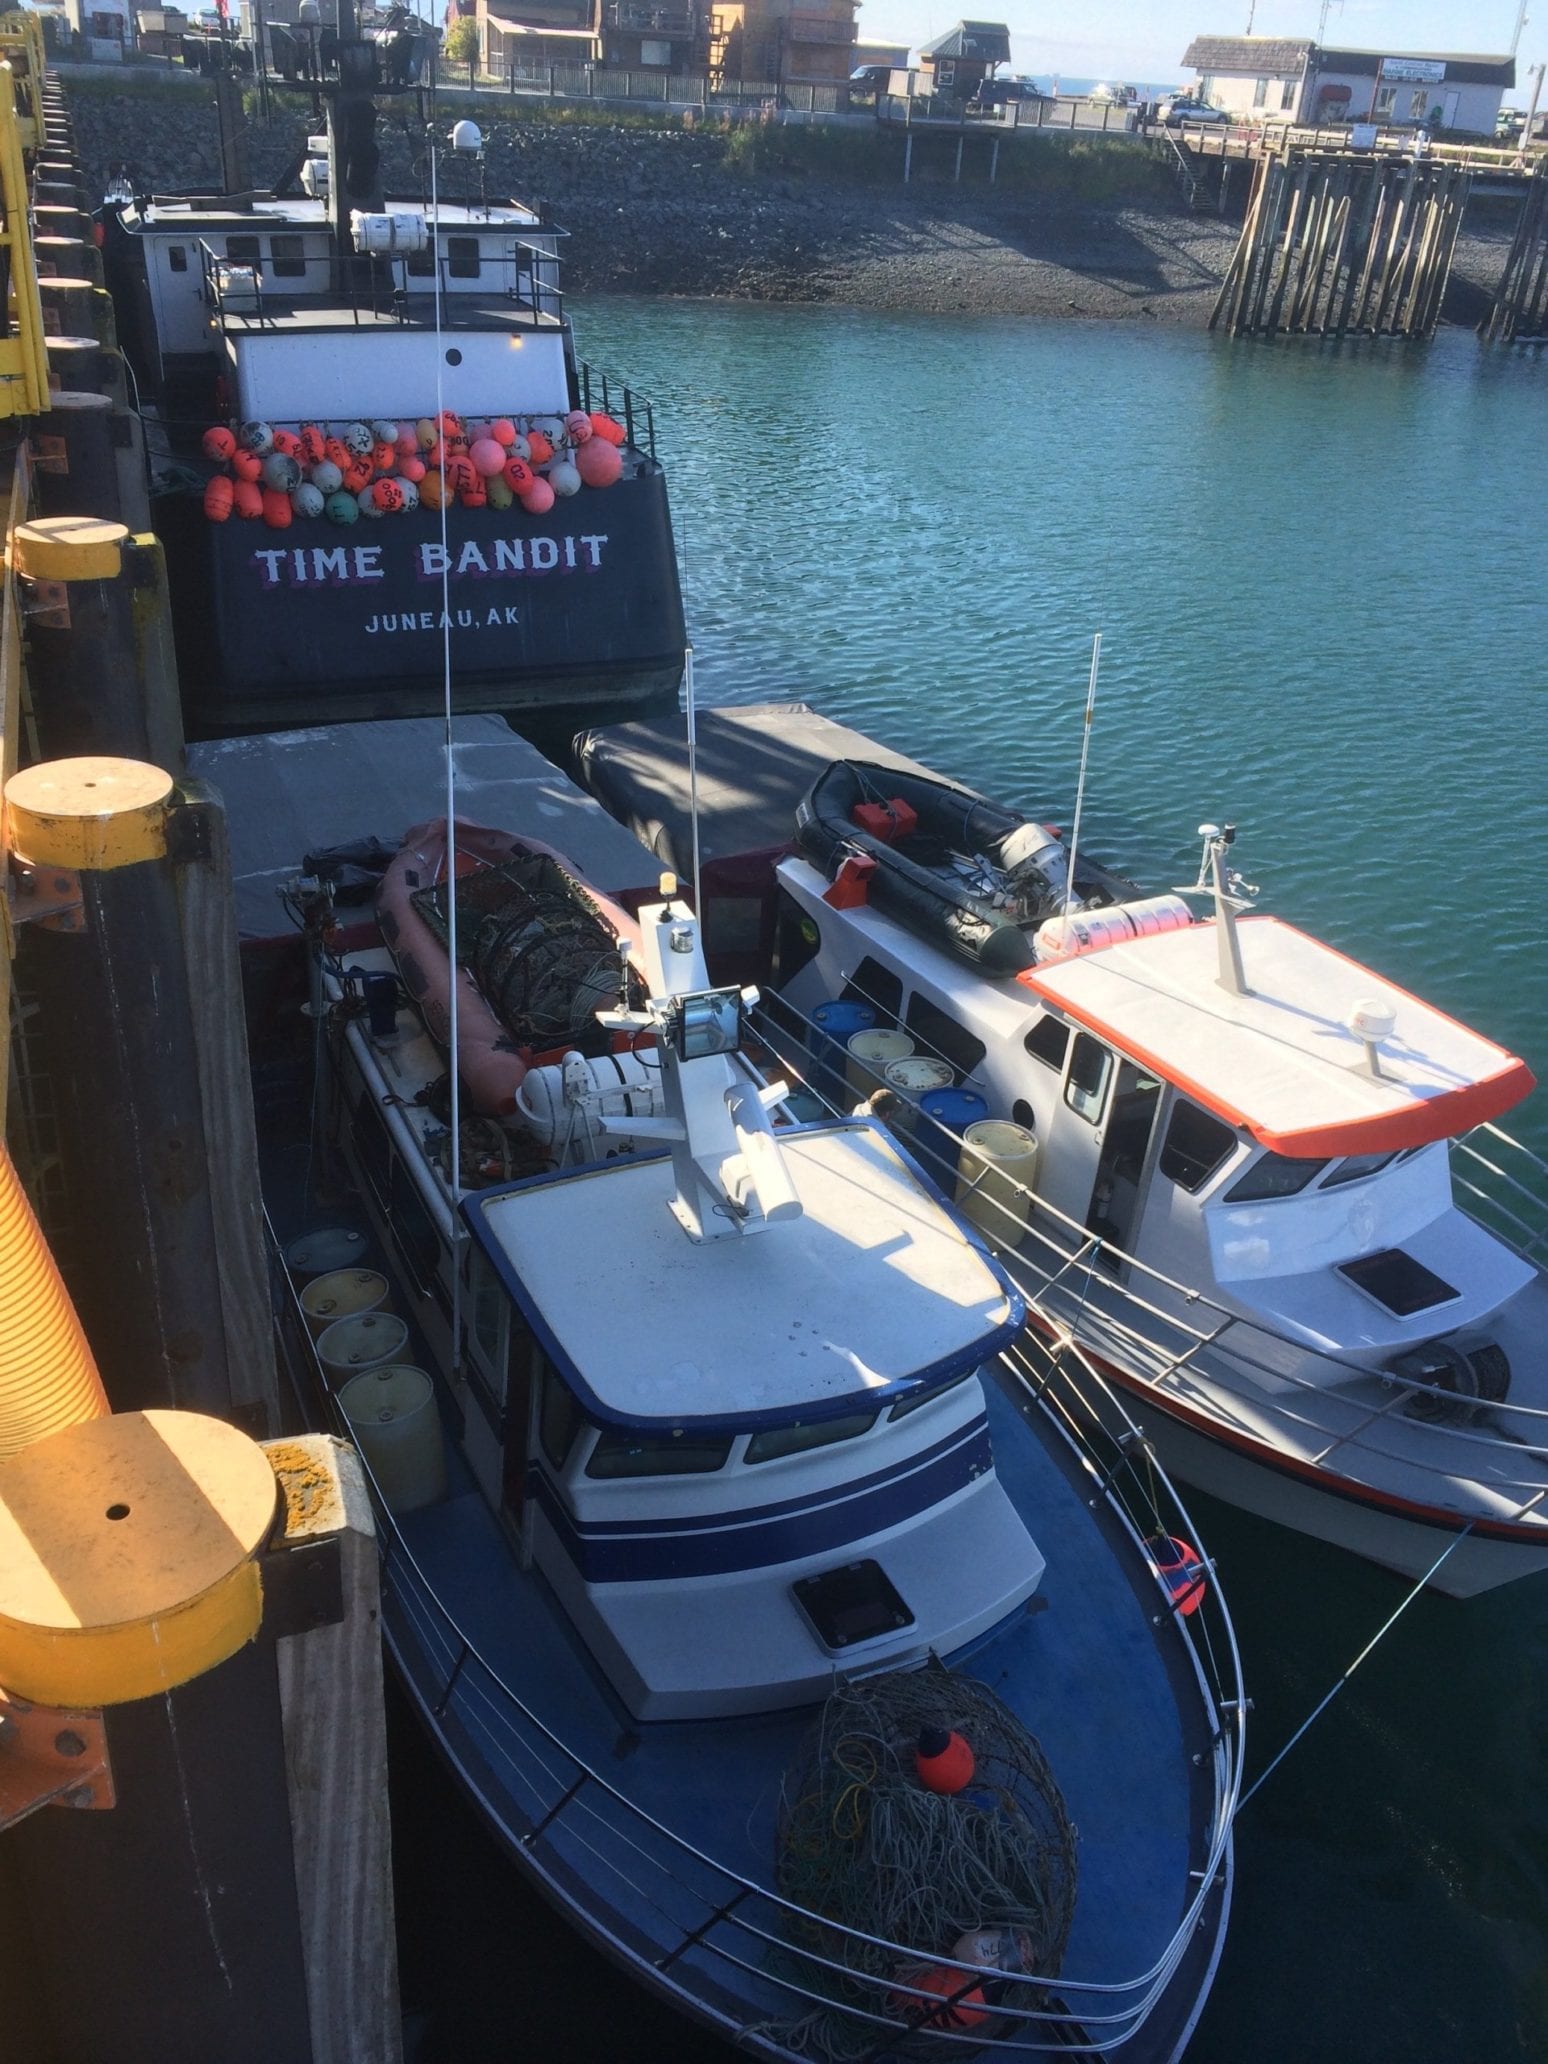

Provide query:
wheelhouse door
left=1033, top=1029, right=1117, bottom=1241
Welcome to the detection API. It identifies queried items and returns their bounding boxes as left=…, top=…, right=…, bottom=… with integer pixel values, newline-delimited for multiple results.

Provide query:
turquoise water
left=550, top=299, right=1548, bottom=2064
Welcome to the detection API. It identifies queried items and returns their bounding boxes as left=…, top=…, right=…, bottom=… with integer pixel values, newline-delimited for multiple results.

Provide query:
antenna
left=684, top=643, right=703, bottom=925
left=1176, top=823, right=1259, bottom=997
left=1062, top=631, right=1101, bottom=920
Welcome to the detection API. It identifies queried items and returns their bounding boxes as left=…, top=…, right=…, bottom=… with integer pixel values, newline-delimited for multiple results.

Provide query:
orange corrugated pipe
left=0, top=1139, right=108, bottom=1459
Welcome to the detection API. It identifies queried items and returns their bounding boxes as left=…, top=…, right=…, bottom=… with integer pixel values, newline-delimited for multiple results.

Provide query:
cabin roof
left=128, top=194, right=543, bottom=232
left=468, top=1121, right=1021, bottom=1429
left=1018, top=914, right=1534, bottom=1157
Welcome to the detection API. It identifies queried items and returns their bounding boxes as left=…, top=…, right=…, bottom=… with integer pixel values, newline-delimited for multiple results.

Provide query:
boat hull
left=1096, top=1366, right=1548, bottom=1599
left=159, top=472, right=686, bottom=748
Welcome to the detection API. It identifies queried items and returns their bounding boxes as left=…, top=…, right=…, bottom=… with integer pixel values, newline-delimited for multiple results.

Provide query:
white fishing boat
left=772, top=772, right=1548, bottom=1599
left=205, top=716, right=1243, bottom=2061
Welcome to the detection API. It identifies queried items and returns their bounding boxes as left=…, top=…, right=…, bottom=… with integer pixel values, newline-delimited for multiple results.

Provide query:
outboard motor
left=999, top=821, right=1076, bottom=917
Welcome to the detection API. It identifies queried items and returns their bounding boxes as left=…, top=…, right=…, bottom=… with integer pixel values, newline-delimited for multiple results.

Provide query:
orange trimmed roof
left=1018, top=915, right=1534, bottom=1157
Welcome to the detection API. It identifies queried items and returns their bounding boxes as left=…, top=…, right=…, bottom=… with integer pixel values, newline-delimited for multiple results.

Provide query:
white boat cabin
left=111, top=189, right=571, bottom=422
left=775, top=853, right=1537, bottom=1395
left=333, top=889, right=1042, bottom=1721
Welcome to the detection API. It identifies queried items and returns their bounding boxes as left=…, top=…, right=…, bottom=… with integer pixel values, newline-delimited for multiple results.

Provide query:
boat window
left=745, top=1410, right=878, bottom=1464
left=1338, top=1249, right=1459, bottom=1316
left=906, top=994, right=986, bottom=1082
left=269, top=234, right=306, bottom=279
left=464, top=1243, right=509, bottom=1408
left=772, top=889, right=820, bottom=986
left=167, top=245, right=188, bottom=272
left=1225, top=1151, right=1328, bottom=1202
left=842, top=956, right=901, bottom=1030
left=446, top=236, right=481, bottom=279
left=1023, top=1015, right=1070, bottom=1070
left=405, top=246, right=435, bottom=278
left=1064, top=1032, right=1113, bottom=1125
left=889, top=1373, right=971, bottom=1420
left=585, top=1428, right=734, bottom=1478
left=538, top=1360, right=585, bottom=1469
left=1319, top=1151, right=1398, bottom=1189
left=225, top=234, right=260, bottom=263
left=1158, top=1100, right=1237, bottom=1192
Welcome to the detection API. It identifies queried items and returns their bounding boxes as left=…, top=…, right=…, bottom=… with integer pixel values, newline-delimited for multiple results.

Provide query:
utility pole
left=1511, top=0, right=1530, bottom=59
left=1524, top=57, right=1545, bottom=137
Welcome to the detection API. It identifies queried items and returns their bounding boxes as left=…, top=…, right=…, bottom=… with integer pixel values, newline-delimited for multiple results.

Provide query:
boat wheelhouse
left=203, top=715, right=1242, bottom=2061
left=773, top=806, right=1548, bottom=1597
left=101, top=108, right=684, bottom=744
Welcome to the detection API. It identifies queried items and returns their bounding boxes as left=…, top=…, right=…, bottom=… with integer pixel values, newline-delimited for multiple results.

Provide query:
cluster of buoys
left=200, top=408, right=628, bottom=526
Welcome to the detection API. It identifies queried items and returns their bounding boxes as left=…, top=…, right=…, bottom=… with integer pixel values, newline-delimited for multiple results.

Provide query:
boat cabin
left=332, top=884, right=1041, bottom=1721
left=776, top=855, right=1537, bottom=1391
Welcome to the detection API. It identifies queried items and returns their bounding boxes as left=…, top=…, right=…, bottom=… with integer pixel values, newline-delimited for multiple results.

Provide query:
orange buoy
left=491, top=417, right=516, bottom=445
left=589, top=411, right=626, bottom=446
left=1149, top=1535, right=1207, bottom=1617
left=890, top=1967, right=989, bottom=2030
left=502, top=455, right=534, bottom=495
left=231, top=448, right=262, bottom=482
left=526, top=429, right=554, bottom=466
left=201, top=424, right=235, bottom=461
left=232, top=479, right=264, bottom=519
left=260, top=487, right=293, bottom=528
left=203, top=474, right=234, bottom=521
left=915, top=1724, right=974, bottom=1794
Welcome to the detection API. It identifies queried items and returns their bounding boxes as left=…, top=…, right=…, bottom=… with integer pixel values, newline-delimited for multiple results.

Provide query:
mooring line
left=1236, top=1520, right=1475, bottom=1813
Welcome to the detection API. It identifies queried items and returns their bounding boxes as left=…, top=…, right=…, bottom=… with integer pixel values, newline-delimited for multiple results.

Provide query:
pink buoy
left=470, top=436, right=507, bottom=478
left=574, top=438, right=622, bottom=489
left=202, top=424, right=236, bottom=462
left=502, top=456, right=534, bottom=495
left=398, top=454, right=426, bottom=484
left=563, top=408, right=593, bottom=445
left=519, top=476, right=555, bottom=515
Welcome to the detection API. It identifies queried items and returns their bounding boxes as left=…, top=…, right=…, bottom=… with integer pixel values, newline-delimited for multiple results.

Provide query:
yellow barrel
left=881, top=1055, right=954, bottom=1135
left=846, top=1028, right=914, bottom=1100
left=316, top=1312, right=410, bottom=1388
left=955, top=1120, right=1038, bottom=1243
left=301, top=1268, right=389, bottom=1338
left=338, top=1366, right=446, bottom=1515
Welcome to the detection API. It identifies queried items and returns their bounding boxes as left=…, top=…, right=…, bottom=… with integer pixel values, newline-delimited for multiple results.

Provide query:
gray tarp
left=190, top=715, right=661, bottom=940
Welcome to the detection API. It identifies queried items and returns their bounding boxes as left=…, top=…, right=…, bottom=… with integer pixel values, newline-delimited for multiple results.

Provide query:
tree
left=443, top=16, right=478, bottom=67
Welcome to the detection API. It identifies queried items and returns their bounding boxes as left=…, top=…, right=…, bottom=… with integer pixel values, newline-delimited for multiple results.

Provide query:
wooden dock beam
left=1212, top=149, right=1472, bottom=340
left=1484, top=171, right=1548, bottom=341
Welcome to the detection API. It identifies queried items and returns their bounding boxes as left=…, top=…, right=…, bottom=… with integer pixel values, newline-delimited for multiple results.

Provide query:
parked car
left=970, top=74, right=1052, bottom=110
left=848, top=63, right=892, bottom=100
left=1090, top=82, right=1136, bottom=104
left=1158, top=96, right=1229, bottom=127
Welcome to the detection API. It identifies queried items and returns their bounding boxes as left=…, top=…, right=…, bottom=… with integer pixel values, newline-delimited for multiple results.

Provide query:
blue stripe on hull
left=532, top=1416, right=993, bottom=1581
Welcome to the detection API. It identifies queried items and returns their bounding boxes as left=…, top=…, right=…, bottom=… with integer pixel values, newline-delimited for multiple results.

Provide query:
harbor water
left=400, top=302, right=1548, bottom=2062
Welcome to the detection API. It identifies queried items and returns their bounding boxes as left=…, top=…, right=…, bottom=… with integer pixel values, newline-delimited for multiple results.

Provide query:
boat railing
left=575, top=358, right=658, bottom=459
left=752, top=989, right=1548, bottom=1512
left=1450, top=1122, right=1548, bottom=1266
left=266, top=1208, right=1240, bottom=2058
left=197, top=236, right=566, bottom=336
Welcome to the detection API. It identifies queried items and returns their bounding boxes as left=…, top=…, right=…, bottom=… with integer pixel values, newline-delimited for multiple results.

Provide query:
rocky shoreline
left=64, top=77, right=1509, bottom=325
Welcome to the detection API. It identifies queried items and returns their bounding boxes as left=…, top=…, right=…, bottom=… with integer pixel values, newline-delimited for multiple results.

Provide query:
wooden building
left=599, top=0, right=707, bottom=74
left=1181, top=34, right=1515, bottom=136
left=710, top=0, right=857, bottom=93
left=917, top=19, right=1009, bottom=99
left=477, top=0, right=599, bottom=73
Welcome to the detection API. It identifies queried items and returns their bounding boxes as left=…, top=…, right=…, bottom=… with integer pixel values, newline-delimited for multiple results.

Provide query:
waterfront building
left=710, top=0, right=857, bottom=94
left=917, top=18, right=1008, bottom=98
left=1181, top=34, right=1515, bottom=135
left=472, top=0, right=601, bottom=75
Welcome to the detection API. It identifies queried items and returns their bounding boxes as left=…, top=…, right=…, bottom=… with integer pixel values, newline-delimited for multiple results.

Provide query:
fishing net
left=411, top=853, right=629, bottom=1052
left=766, top=1660, right=1077, bottom=2061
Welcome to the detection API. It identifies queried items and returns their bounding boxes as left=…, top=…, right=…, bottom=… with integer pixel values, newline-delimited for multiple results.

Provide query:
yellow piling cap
left=0, top=1410, right=278, bottom=1706
left=5, top=756, right=173, bottom=870
left=10, top=515, right=127, bottom=583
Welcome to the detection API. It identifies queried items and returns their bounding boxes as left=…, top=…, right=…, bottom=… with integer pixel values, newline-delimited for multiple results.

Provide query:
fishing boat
left=569, top=705, right=1548, bottom=1597
left=203, top=715, right=1242, bottom=2061
left=776, top=775, right=1548, bottom=1598
left=99, top=19, right=685, bottom=748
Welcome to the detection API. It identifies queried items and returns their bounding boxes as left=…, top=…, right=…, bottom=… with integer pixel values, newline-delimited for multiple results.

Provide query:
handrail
left=197, top=235, right=567, bottom=337
left=267, top=1179, right=1242, bottom=2056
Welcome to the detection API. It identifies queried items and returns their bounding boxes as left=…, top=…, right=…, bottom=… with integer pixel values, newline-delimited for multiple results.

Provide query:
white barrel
left=846, top=1028, right=914, bottom=1098
left=881, top=1055, right=954, bottom=1134
left=955, top=1120, right=1038, bottom=1242
left=285, top=1226, right=368, bottom=1283
left=1035, top=894, right=1194, bottom=965
left=316, top=1311, right=410, bottom=1388
left=339, top=1365, right=446, bottom=1514
left=302, top=1267, right=389, bottom=1338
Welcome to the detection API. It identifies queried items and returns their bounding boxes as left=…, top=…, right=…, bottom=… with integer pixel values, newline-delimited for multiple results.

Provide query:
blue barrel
left=919, top=1087, right=989, bottom=1135
left=809, top=999, right=877, bottom=1109
left=811, top=999, right=877, bottom=1046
